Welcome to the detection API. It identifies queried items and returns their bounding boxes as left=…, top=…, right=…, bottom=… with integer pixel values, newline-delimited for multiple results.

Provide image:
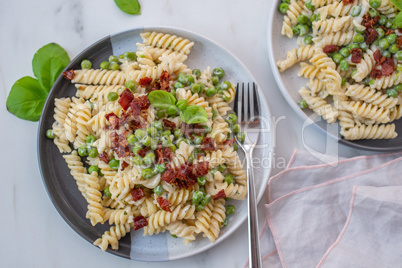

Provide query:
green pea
left=305, top=1, right=315, bottom=10
left=88, top=147, right=99, bottom=158
left=86, top=135, right=96, bottom=145
left=141, top=135, right=152, bottom=147
left=81, top=59, right=92, bottom=69
left=109, top=159, right=120, bottom=170
left=379, top=15, right=387, bottom=25
left=339, top=47, right=350, bottom=58
left=376, top=28, right=385, bottom=39
left=218, top=164, right=226, bottom=173
left=351, top=69, right=357, bottom=77
left=222, top=216, right=228, bottom=226
left=162, top=130, right=171, bottom=136
left=190, top=83, right=201, bottom=94
left=174, top=129, right=183, bottom=139
left=386, top=88, right=398, bottom=97
left=201, top=194, right=212, bottom=206
left=150, top=139, right=159, bottom=151
left=385, top=19, right=393, bottom=28
left=126, top=134, right=136, bottom=145
left=350, top=6, right=362, bottom=17
left=387, top=33, right=397, bottom=44
left=298, top=24, right=309, bottom=36
left=211, top=76, right=220, bottom=85
left=132, top=144, right=142, bottom=154
left=359, top=42, right=368, bottom=52
left=169, top=144, right=177, bottom=152
left=134, top=129, right=146, bottom=140
left=192, top=69, right=201, bottom=78
left=100, top=61, right=110, bottom=70
left=108, top=55, right=119, bottom=63
left=310, top=13, right=319, bottom=22
left=379, top=38, right=389, bottom=49
left=187, top=75, right=195, bottom=85
left=46, top=129, right=55, bottom=139
left=206, top=87, right=217, bottom=97
left=291, top=25, right=300, bottom=36
left=303, top=35, right=313, bottom=45
left=198, top=83, right=206, bottom=93
left=339, top=60, right=349, bottom=71
left=153, top=121, right=163, bottom=131
left=141, top=168, right=154, bottom=179
left=382, top=50, right=391, bottom=58
left=395, top=84, right=402, bottom=91
left=192, top=191, right=204, bottom=205
left=342, top=77, right=347, bottom=86
left=176, top=137, right=187, bottom=147
left=174, top=82, right=184, bottom=89
left=236, top=132, right=246, bottom=143
left=154, top=185, right=164, bottom=196
left=213, top=67, right=225, bottom=78
left=348, top=43, right=360, bottom=51
left=110, top=62, right=120, bottom=71
left=167, top=105, right=179, bottom=116
left=104, top=187, right=112, bottom=198
left=177, top=73, right=189, bottom=85
left=161, top=136, right=172, bottom=147
left=332, top=53, right=344, bottom=64
left=125, top=80, right=135, bottom=91
left=369, top=0, right=381, bottom=9
left=88, top=165, right=100, bottom=175
left=368, top=8, right=379, bottom=17
left=298, top=99, right=308, bottom=109
left=78, top=145, right=88, bottom=157
left=297, top=14, right=309, bottom=24
left=395, top=51, right=402, bottom=60
left=193, top=135, right=203, bottom=145
left=225, top=205, right=236, bottom=215
left=156, top=109, right=166, bottom=119
left=106, top=92, right=118, bottom=102
left=221, top=81, right=232, bottom=91
left=231, top=124, right=241, bottom=134
left=225, top=114, right=238, bottom=125
left=373, top=39, right=380, bottom=46
left=123, top=51, right=137, bottom=61
left=389, top=44, right=398, bottom=54
left=155, top=163, right=166, bottom=173
left=197, top=176, right=206, bottom=186
left=353, top=33, right=365, bottom=43
left=132, top=156, right=143, bottom=166
left=279, top=3, right=289, bottom=14
left=224, top=174, right=234, bottom=184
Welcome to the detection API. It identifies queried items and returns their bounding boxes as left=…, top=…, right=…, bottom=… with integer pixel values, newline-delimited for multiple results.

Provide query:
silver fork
left=234, top=82, right=261, bottom=268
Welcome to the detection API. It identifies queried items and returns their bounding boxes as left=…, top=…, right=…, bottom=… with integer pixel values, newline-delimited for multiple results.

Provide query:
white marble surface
left=0, top=0, right=373, bottom=267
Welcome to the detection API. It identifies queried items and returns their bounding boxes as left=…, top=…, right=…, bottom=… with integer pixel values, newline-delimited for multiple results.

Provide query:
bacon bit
left=365, top=28, right=379, bottom=45
left=121, top=161, right=129, bottom=171
left=139, top=77, right=153, bottom=87
left=373, top=50, right=382, bottom=64
left=342, top=0, right=354, bottom=4
left=130, top=116, right=147, bottom=130
left=397, top=36, right=402, bottom=48
left=381, top=58, right=396, bottom=77
left=156, top=197, right=172, bottom=212
left=62, top=70, right=74, bottom=80
left=138, top=95, right=150, bottom=110
left=175, top=163, right=197, bottom=189
left=151, top=81, right=161, bottom=92
left=163, top=119, right=176, bottom=129
left=323, top=45, right=339, bottom=54
left=133, top=215, right=148, bottom=230
left=379, top=26, right=395, bottom=35
left=99, top=152, right=110, bottom=164
left=163, top=147, right=174, bottom=162
left=105, top=113, right=120, bottom=129
left=213, top=189, right=226, bottom=200
left=118, top=89, right=135, bottom=110
left=201, top=137, right=216, bottom=151
left=193, top=161, right=209, bottom=177
left=137, top=147, right=150, bottom=157
left=159, top=70, right=171, bottom=92
left=371, top=68, right=383, bottom=79
left=350, top=48, right=363, bottom=64
left=223, top=138, right=236, bottom=147
left=111, top=134, right=130, bottom=158
left=130, top=101, right=141, bottom=116
left=131, top=187, right=145, bottom=201
left=362, top=13, right=379, bottom=29
left=155, top=148, right=164, bottom=164
left=161, top=169, right=176, bottom=184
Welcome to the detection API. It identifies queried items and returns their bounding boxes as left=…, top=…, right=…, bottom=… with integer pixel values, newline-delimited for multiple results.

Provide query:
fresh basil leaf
left=389, top=0, right=402, bottom=10
left=114, top=0, right=141, bottom=15
left=6, top=76, right=48, bottom=121
left=395, top=11, right=402, bottom=28
left=32, top=43, right=70, bottom=92
left=148, top=90, right=177, bottom=109
left=180, top=105, right=208, bottom=124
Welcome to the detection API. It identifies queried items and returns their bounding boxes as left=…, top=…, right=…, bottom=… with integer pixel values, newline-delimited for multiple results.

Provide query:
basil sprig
left=390, top=0, right=402, bottom=27
left=114, top=0, right=141, bottom=15
left=6, top=43, right=70, bottom=121
left=148, top=90, right=208, bottom=124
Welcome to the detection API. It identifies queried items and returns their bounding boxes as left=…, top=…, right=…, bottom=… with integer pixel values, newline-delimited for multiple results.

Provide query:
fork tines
left=234, top=82, right=260, bottom=124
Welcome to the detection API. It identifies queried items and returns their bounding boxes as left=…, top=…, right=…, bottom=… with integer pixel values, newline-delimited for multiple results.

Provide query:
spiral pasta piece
left=210, top=115, right=231, bottom=143
left=345, top=84, right=398, bottom=109
left=141, top=32, right=194, bottom=55
left=277, top=45, right=316, bottom=72
left=378, top=0, right=398, bottom=17
left=93, top=223, right=131, bottom=251
left=352, top=49, right=375, bottom=82
left=281, top=0, right=308, bottom=38
left=370, top=71, right=402, bottom=90
left=72, top=69, right=126, bottom=85
left=341, top=123, right=398, bottom=140
left=299, top=87, right=339, bottom=123
left=165, top=221, right=197, bottom=243
left=176, top=88, right=213, bottom=118
left=313, top=30, right=354, bottom=47
left=345, top=101, right=390, bottom=124
left=313, top=16, right=354, bottom=36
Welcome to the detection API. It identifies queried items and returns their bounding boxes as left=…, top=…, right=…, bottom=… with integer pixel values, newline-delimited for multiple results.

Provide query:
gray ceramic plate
left=38, top=26, right=273, bottom=261
left=268, top=1, right=402, bottom=151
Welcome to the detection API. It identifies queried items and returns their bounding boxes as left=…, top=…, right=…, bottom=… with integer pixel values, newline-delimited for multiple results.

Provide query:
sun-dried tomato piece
left=163, top=119, right=176, bottom=129
left=342, top=0, right=354, bottom=4
left=381, top=58, right=396, bottom=77
left=223, top=138, right=236, bottom=147
left=161, top=169, right=176, bottom=184
left=373, top=50, right=382, bottom=64
left=201, top=137, right=216, bottom=151
left=371, top=68, right=383, bottom=79
left=193, top=161, right=209, bottom=177
left=131, top=187, right=145, bottom=201
left=365, top=28, right=379, bottom=45
left=362, top=13, right=379, bottom=29
left=98, top=152, right=110, bottom=164
left=118, top=89, right=135, bottom=110
left=156, top=197, right=172, bottom=212
left=155, top=148, right=164, bottom=164
left=62, top=69, right=74, bottom=80
left=137, top=147, right=150, bottom=157
left=350, top=48, right=363, bottom=64
left=163, top=147, right=174, bottom=162
left=105, top=113, right=120, bottom=129
left=323, top=45, right=339, bottom=54
left=213, top=189, right=226, bottom=200
left=138, top=94, right=150, bottom=110
left=121, top=161, right=129, bottom=171
left=130, top=101, right=141, bottom=116
left=139, top=77, right=153, bottom=87
left=397, top=36, right=402, bottom=48
left=130, top=116, right=147, bottom=130
left=159, top=70, right=171, bottom=92
left=133, top=215, right=148, bottom=230
left=175, top=163, right=197, bottom=189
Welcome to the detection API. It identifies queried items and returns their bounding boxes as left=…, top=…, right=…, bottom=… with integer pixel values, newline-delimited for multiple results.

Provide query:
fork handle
left=246, top=150, right=261, bottom=268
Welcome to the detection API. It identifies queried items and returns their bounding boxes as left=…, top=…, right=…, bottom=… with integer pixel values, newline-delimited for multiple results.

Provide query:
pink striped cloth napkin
left=245, top=149, right=402, bottom=268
